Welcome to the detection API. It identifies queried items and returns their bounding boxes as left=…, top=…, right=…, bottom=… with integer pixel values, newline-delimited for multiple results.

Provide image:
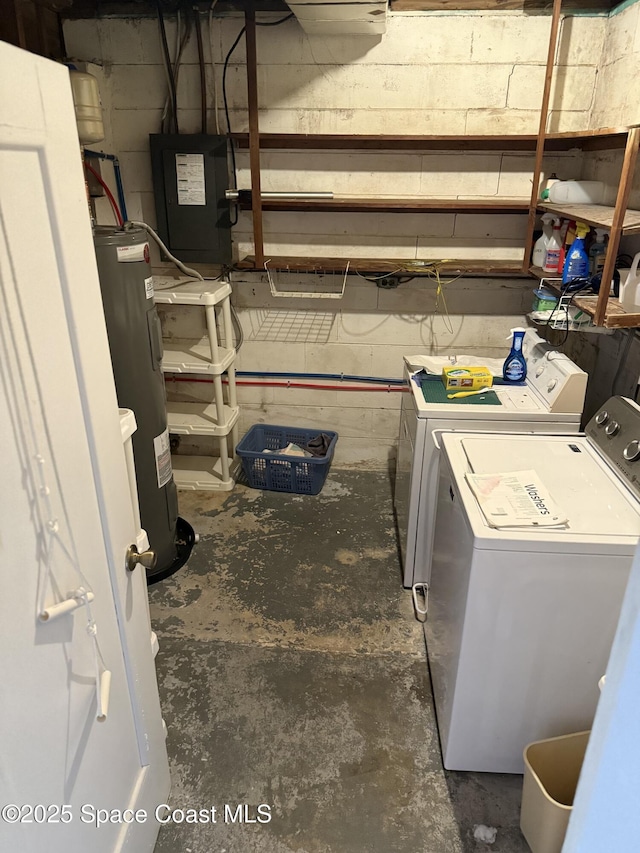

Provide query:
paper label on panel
left=176, top=153, right=206, bottom=206
left=154, top=428, right=173, bottom=488
left=144, top=276, right=154, bottom=299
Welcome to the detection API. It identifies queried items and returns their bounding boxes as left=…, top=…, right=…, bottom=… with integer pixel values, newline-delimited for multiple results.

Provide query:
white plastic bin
left=520, top=731, right=590, bottom=853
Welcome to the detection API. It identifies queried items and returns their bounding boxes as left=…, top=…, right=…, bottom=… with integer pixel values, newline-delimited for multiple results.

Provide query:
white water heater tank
left=69, top=69, right=104, bottom=144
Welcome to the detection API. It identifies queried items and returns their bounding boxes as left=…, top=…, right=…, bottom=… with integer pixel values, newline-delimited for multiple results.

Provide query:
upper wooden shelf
left=390, top=0, right=616, bottom=12
left=538, top=203, right=640, bottom=234
left=240, top=197, right=530, bottom=214
left=231, top=128, right=630, bottom=152
left=236, top=255, right=529, bottom=277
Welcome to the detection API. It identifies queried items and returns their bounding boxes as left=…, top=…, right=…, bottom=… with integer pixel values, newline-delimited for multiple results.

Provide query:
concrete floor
left=149, top=469, right=529, bottom=853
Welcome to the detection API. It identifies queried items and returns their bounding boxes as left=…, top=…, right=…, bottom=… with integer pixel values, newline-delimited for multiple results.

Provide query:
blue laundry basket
left=236, top=424, right=338, bottom=494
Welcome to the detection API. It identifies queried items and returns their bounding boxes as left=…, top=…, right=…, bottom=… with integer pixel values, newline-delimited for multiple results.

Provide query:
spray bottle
left=562, top=221, right=590, bottom=284
left=532, top=212, right=555, bottom=267
left=589, top=228, right=608, bottom=277
left=503, top=328, right=527, bottom=383
left=543, top=219, right=563, bottom=274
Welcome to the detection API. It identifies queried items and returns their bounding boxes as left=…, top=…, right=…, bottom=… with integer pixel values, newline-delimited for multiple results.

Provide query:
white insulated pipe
left=225, top=190, right=334, bottom=200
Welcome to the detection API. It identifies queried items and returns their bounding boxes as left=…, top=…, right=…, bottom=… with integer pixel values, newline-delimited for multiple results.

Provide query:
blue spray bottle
left=562, top=221, right=590, bottom=284
left=503, top=328, right=527, bottom=383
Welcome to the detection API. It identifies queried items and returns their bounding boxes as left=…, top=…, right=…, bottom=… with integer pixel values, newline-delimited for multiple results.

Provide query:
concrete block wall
left=590, top=0, right=640, bottom=129
left=62, top=10, right=621, bottom=468
left=63, top=11, right=602, bottom=265
left=158, top=272, right=530, bottom=466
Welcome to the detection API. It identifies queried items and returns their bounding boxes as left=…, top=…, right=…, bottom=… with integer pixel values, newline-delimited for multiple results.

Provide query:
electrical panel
left=150, top=133, right=232, bottom=265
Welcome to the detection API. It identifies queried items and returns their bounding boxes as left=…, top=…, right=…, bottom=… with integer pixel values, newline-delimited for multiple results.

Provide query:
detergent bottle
left=562, top=221, right=590, bottom=284
left=503, top=328, right=527, bottom=383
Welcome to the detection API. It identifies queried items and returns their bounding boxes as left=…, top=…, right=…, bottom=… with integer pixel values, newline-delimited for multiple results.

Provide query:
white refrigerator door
left=0, top=43, right=170, bottom=853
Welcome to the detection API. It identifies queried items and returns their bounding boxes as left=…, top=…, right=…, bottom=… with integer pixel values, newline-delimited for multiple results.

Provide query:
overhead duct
left=286, top=0, right=388, bottom=36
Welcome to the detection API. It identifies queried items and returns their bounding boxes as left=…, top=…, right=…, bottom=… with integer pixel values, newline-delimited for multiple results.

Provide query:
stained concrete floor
left=149, top=470, right=529, bottom=853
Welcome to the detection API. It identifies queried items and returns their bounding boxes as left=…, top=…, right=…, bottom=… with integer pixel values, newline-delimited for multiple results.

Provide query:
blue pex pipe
left=236, top=370, right=406, bottom=385
left=112, top=159, right=128, bottom=224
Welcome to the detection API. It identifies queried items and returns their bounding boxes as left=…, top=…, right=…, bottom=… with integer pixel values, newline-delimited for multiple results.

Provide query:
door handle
left=126, top=544, right=157, bottom=572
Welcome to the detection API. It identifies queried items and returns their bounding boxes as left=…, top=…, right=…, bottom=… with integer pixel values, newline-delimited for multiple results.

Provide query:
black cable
left=560, top=292, right=572, bottom=346
left=222, top=14, right=294, bottom=226
left=194, top=6, right=207, bottom=134
left=256, top=13, right=294, bottom=26
left=544, top=277, right=591, bottom=345
left=222, top=25, right=245, bottom=225
left=156, top=0, right=179, bottom=134
left=222, top=25, right=245, bottom=140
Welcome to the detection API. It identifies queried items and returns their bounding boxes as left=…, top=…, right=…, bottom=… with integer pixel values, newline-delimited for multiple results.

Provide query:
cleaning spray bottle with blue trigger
left=503, top=328, right=527, bottom=383
left=562, top=221, right=590, bottom=284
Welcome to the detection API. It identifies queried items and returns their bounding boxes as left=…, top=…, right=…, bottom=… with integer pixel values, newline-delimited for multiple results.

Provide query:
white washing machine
left=426, top=395, right=640, bottom=774
left=394, top=334, right=588, bottom=607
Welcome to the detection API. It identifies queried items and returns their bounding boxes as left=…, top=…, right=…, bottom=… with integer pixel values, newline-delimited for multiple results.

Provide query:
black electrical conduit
left=156, top=0, right=179, bottom=133
left=193, top=5, right=207, bottom=134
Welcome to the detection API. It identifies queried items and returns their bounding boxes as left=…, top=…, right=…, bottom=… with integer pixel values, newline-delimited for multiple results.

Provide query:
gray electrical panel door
left=150, top=133, right=232, bottom=265
left=93, top=226, right=178, bottom=576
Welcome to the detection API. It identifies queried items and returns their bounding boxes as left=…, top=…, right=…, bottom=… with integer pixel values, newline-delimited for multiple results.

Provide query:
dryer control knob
left=595, top=411, right=609, bottom=426
left=624, top=440, right=640, bottom=461
left=547, top=379, right=558, bottom=392
left=536, top=367, right=544, bottom=377
left=605, top=420, right=620, bottom=436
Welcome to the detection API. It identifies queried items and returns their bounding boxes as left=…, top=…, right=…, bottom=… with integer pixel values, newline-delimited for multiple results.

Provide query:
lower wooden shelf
left=238, top=197, right=530, bottom=214
left=530, top=269, right=640, bottom=329
left=236, top=256, right=529, bottom=277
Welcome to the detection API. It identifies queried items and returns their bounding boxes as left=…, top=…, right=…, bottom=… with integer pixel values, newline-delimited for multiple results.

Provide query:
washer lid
left=440, top=433, right=640, bottom=552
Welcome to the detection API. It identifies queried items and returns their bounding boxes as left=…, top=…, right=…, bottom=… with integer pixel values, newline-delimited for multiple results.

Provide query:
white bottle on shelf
left=620, top=254, right=640, bottom=312
left=532, top=212, right=555, bottom=267
left=542, top=219, right=563, bottom=274
left=547, top=180, right=605, bottom=204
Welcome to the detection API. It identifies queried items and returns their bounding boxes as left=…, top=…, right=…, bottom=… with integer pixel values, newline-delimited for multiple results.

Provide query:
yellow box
left=442, top=366, right=493, bottom=391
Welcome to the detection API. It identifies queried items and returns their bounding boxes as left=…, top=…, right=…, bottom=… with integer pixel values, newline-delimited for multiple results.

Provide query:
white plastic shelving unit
left=155, top=277, right=240, bottom=491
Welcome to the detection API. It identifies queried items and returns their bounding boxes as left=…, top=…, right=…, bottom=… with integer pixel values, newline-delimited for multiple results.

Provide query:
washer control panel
left=526, top=345, right=587, bottom=414
left=586, top=396, right=640, bottom=498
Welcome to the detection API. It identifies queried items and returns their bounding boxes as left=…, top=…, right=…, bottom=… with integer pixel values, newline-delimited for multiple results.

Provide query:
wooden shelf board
left=545, top=127, right=630, bottom=151
left=533, top=276, right=640, bottom=329
left=239, top=197, right=530, bottom=213
left=231, top=129, right=630, bottom=152
left=236, top=255, right=529, bottom=277
left=391, top=0, right=617, bottom=13
left=529, top=266, right=562, bottom=282
left=538, top=203, right=640, bottom=234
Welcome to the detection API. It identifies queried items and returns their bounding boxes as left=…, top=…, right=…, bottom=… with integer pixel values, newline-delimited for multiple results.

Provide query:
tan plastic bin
left=520, top=731, right=590, bottom=853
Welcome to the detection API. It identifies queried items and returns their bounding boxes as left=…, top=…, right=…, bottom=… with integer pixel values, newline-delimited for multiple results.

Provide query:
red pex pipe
left=84, top=161, right=124, bottom=226
left=165, top=376, right=409, bottom=392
